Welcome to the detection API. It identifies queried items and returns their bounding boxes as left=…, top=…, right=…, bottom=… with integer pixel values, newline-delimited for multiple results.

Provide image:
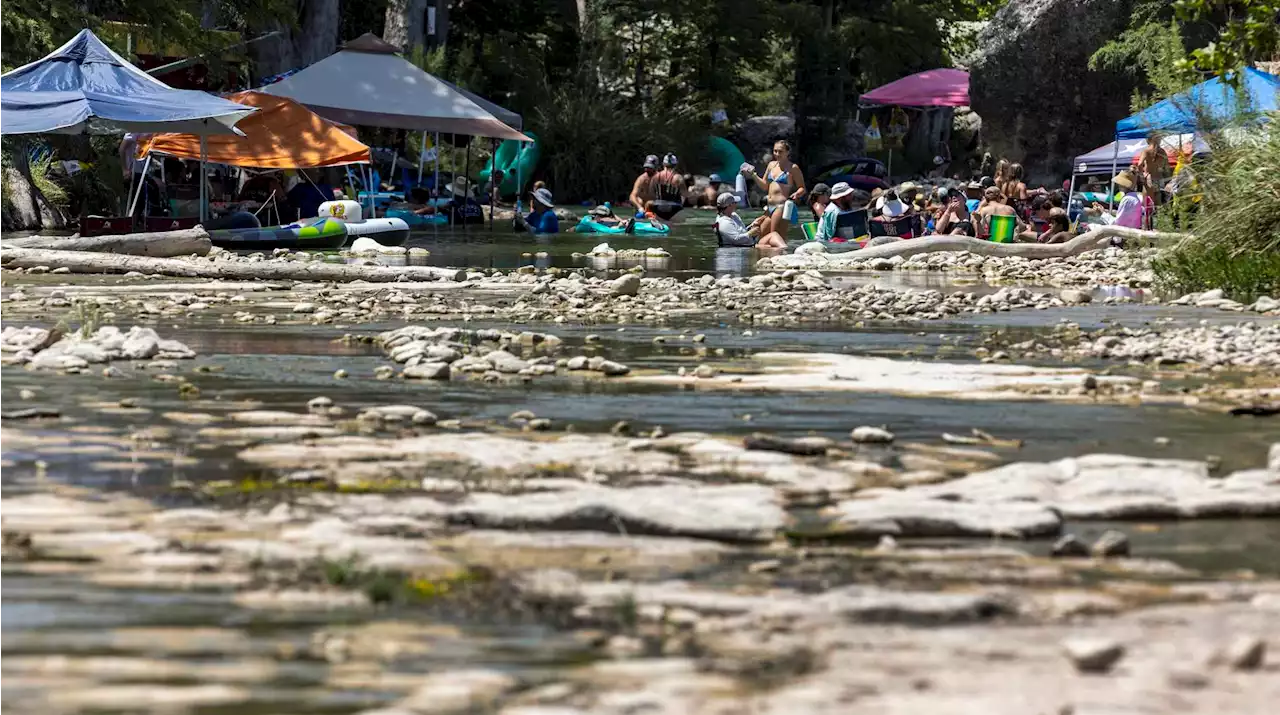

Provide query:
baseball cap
left=663, top=153, right=678, bottom=167
left=709, top=173, right=724, bottom=184
left=715, top=192, right=738, bottom=208
left=643, top=155, right=658, bottom=169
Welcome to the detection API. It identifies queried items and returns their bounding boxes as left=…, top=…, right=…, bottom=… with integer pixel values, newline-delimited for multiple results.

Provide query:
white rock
left=850, top=426, right=894, bottom=443
left=1062, top=637, right=1125, bottom=673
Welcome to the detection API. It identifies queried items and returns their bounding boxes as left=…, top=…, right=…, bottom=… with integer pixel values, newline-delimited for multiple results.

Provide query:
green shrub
left=1152, top=113, right=1280, bottom=300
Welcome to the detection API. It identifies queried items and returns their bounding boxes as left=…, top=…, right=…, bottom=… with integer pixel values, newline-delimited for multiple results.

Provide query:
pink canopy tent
left=859, top=69, right=970, bottom=107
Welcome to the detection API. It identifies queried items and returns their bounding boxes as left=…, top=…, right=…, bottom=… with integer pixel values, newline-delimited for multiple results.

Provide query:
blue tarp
left=1074, top=135, right=1211, bottom=175
left=1, top=29, right=254, bottom=136
left=1115, top=67, right=1280, bottom=139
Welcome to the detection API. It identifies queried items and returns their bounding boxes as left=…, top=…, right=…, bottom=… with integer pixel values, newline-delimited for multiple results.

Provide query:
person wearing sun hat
left=1109, top=169, right=1148, bottom=229
left=515, top=186, right=559, bottom=234
left=814, top=182, right=865, bottom=242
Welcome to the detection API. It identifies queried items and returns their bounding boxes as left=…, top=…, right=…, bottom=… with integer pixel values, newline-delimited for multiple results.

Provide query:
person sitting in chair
left=814, top=182, right=866, bottom=242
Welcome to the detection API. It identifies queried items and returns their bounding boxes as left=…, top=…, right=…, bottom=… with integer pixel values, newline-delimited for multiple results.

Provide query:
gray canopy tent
left=261, top=34, right=529, bottom=218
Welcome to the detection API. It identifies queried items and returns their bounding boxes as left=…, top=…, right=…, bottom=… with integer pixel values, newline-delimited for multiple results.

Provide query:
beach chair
left=869, top=214, right=914, bottom=239
left=144, top=216, right=201, bottom=232
left=800, top=221, right=818, bottom=241
left=987, top=214, right=1017, bottom=243
left=81, top=216, right=136, bottom=237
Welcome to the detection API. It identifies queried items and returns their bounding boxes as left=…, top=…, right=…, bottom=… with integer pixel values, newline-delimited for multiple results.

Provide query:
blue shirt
left=525, top=209, right=559, bottom=234
left=966, top=198, right=981, bottom=212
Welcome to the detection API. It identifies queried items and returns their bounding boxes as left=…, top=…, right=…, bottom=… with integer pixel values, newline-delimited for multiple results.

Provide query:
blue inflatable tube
left=575, top=216, right=671, bottom=236
left=385, top=208, right=450, bottom=227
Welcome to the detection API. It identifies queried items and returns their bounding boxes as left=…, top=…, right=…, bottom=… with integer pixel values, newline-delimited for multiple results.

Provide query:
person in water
left=807, top=183, right=832, bottom=219
left=1038, top=209, right=1074, bottom=244
left=628, top=155, right=659, bottom=215
left=743, top=140, right=806, bottom=242
left=514, top=186, right=559, bottom=234
left=713, top=192, right=769, bottom=247
left=698, top=174, right=725, bottom=208
left=653, top=153, right=684, bottom=204
left=974, top=186, right=1027, bottom=239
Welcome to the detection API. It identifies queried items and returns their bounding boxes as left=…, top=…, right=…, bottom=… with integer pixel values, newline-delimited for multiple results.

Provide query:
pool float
left=479, top=131, right=541, bottom=197
left=320, top=201, right=410, bottom=246
left=707, top=137, right=746, bottom=187
left=574, top=216, right=671, bottom=236
left=208, top=216, right=348, bottom=251
left=385, top=208, right=451, bottom=228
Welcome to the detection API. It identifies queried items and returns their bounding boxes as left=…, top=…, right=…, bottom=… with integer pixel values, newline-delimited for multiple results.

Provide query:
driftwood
left=4, top=228, right=213, bottom=257
left=0, top=248, right=467, bottom=283
left=789, top=225, right=1191, bottom=265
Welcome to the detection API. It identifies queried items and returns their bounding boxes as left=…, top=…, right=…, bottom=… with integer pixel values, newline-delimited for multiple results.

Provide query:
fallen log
left=4, top=227, right=212, bottom=257
left=779, top=225, right=1191, bottom=265
left=0, top=248, right=467, bottom=282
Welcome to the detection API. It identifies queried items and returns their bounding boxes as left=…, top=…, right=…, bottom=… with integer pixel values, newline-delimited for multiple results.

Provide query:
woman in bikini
left=742, top=140, right=806, bottom=246
left=1000, top=163, right=1030, bottom=218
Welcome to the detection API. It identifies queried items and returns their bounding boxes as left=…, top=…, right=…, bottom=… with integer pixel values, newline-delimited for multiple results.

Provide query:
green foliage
left=1090, top=1, right=1201, bottom=111
left=28, top=152, right=69, bottom=210
left=1152, top=117, right=1280, bottom=299
left=1175, top=0, right=1280, bottom=81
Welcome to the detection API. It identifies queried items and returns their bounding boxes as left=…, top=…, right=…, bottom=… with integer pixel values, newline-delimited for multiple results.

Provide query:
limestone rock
left=1061, top=637, right=1125, bottom=673
left=969, top=0, right=1140, bottom=180
left=610, top=273, right=641, bottom=297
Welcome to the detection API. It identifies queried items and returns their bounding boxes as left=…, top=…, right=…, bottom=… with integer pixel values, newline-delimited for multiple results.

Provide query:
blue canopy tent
left=1103, top=67, right=1279, bottom=204
left=1, top=29, right=256, bottom=220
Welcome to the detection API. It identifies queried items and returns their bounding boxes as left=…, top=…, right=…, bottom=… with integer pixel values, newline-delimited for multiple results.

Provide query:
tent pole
left=433, top=132, right=440, bottom=195
left=418, top=132, right=427, bottom=185
left=463, top=138, right=471, bottom=233
left=1108, top=135, right=1120, bottom=210
left=199, top=135, right=207, bottom=223
left=1068, top=170, right=1077, bottom=228
left=489, top=137, right=496, bottom=230
left=516, top=140, right=523, bottom=215
left=127, top=154, right=153, bottom=218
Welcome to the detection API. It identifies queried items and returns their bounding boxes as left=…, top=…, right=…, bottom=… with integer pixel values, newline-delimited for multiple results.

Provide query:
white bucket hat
left=830, top=182, right=855, bottom=200
left=532, top=187, right=555, bottom=208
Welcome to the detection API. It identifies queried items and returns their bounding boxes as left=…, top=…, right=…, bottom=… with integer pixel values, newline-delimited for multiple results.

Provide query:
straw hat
left=447, top=176, right=471, bottom=197
left=1112, top=169, right=1136, bottom=189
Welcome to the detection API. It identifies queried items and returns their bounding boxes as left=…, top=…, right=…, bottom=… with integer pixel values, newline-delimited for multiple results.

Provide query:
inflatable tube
left=203, top=211, right=261, bottom=231
left=208, top=216, right=348, bottom=251
left=479, top=131, right=541, bottom=197
left=708, top=136, right=746, bottom=186
left=385, top=208, right=450, bottom=228
left=575, top=216, right=671, bottom=236
left=344, top=217, right=409, bottom=246
left=648, top=199, right=683, bottom=221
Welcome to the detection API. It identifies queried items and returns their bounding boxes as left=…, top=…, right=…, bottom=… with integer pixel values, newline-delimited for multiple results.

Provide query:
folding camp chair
left=987, top=214, right=1017, bottom=243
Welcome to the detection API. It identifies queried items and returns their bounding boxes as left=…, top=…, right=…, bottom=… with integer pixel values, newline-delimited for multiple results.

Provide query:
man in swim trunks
left=629, top=155, right=659, bottom=214
left=1136, top=135, right=1168, bottom=205
left=698, top=174, right=725, bottom=208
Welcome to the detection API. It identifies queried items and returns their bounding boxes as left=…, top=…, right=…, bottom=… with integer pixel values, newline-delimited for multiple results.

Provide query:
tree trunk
left=778, top=226, right=1190, bottom=267
left=4, top=228, right=212, bottom=257
left=297, top=0, right=341, bottom=66
left=384, top=0, right=428, bottom=53
left=1, top=139, right=67, bottom=232
left=0, top=248, right=467, bottom=282
left=433, top=0, right=450, bottom=48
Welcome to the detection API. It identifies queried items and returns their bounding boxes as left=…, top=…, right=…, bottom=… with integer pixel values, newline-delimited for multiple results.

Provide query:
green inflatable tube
left=575, top=216, right=671, bottom=236
left=479, top=131, right=541, bottom=197
left=708, top=136, right=746, bottom=183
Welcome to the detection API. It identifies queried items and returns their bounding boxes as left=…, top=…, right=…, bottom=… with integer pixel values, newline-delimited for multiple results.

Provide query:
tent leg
left=1108, top=135, right=1120, bottom=210
left=516, top=140, right=523, bottom=215
left=127, top=155, right=153, bottom=218
left=433, top=132, right=440, bottom=195
left=463, top=139, right=471, bottom=233
left=199, top=136, right=207, bottom=223
left=489, top=137, right=496, bottom=230
left=418, top=132, right=426, bottom=185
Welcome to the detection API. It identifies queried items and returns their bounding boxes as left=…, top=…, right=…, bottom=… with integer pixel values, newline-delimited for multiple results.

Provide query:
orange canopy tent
left=137, top=90, right=370, bottom=168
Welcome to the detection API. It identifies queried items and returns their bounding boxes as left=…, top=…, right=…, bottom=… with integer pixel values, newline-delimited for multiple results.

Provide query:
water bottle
left=735, top=172, right=748, bottom=207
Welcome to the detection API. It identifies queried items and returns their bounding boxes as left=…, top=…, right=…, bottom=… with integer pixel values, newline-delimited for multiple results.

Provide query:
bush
left=533, top=83, right=710, bottom=204
left=1152, top=113, right=1280, bottom=300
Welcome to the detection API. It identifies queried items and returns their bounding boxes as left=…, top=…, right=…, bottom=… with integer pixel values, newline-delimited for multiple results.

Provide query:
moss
left=309, top=556, right=493, bottom=607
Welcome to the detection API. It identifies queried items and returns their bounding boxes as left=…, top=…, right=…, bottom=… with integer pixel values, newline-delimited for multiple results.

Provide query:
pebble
left=1223, top=635, right=1266, bottom=671
left=850, top=426, right=895, bottom=444
left=1091, top=530, right=1131, bottom=558
left=1050, top=534, right=1090, bottom=558
left=307, top=396, right=333, bottom=412
left=1061, top=637, right=1125, bottom=673
left=333, top=369, right=348, bottom=379
left=292, top=302, right=317, bottom=314
left=693, top=364, right=718, bottom=379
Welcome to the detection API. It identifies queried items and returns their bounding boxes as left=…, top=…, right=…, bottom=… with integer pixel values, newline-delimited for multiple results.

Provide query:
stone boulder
left=968, top=0, right=1141, bottom=183
left=733, top=115, right=795, bottom=167
left=2, top=166, right=67, bottom=232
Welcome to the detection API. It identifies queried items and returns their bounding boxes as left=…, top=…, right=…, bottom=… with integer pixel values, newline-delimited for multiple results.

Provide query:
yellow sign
left=886, top=107, right=909, bottom=149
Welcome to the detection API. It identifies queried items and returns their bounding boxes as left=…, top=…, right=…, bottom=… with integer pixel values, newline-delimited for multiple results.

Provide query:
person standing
left=1136, top=135, right=1168, bottom=206
left=743, top=139, right=807, bottom=243
left=514, top=186, right=559, bottom=234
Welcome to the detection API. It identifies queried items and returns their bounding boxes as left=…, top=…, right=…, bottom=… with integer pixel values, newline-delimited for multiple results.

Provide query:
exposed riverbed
left=3, top=233, right=1278, bottom=714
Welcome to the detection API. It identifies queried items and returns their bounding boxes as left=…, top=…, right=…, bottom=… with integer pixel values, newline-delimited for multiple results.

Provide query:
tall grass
left=1152, top=114, right=1280, bottom=300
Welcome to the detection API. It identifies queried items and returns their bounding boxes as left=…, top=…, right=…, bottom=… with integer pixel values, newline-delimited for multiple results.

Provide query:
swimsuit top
left=765, top=164, right=791, bottom=186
